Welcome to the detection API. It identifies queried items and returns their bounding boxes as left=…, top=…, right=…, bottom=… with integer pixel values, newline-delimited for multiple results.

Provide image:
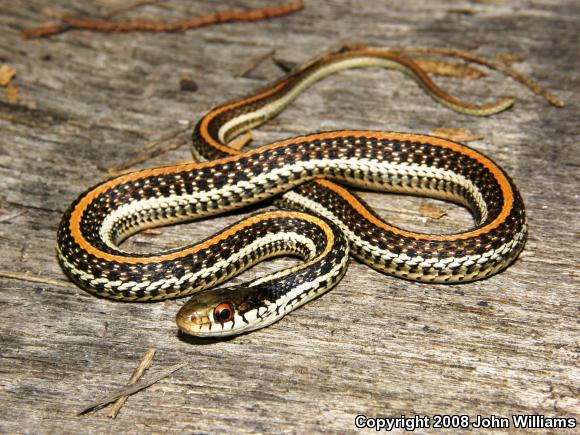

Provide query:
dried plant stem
left=392, top=47, right=564, bottom=107
left=0, top=270, right=72, bottom=288
left=108, top=348, right=157, bottom=418
left=237, top=49, right=276, bottom=78
left=78, top=363, right=186, bottom=415
left=107, top=137, right=189, bottom=177
left=22, top=1, right=304, bottom=39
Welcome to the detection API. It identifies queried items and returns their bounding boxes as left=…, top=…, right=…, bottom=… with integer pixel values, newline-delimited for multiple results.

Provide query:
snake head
left=176, top=285, right=278, bottom=337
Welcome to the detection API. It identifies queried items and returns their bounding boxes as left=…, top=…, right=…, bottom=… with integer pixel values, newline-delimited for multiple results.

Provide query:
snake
left=56, top=48, right=527, bottom=337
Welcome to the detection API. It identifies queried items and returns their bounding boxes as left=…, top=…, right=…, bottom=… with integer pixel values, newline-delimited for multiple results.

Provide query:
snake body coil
left=56, top=49, right=527, bottom=337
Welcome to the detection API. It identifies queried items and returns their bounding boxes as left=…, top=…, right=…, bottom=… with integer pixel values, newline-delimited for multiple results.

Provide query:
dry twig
left=78, top=362, right=186, bottom=415
left=107, top=136, right=189, bottom=177
left=392, top=47, right=564, bottom=107
left=0, top=270, right=72, bottom=288
left=237, top=49, right=276, bottom=78
left=143, top=124, right=191, bottom=150
left=0, top=211, right=24, bottom=223
left=22, top=1, right=304, bottom=39
left=108, top=348, right=157, bottom=418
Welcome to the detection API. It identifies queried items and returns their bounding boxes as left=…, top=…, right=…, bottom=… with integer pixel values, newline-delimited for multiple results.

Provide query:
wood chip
left=419, top=203, right=447, bottom=219
left=78, top=362, right=186, bottom=415
left=6, top=83, right=18, bottom=103
left=141, top=228, right=162, bottom=236
left=179, top=75, right=198, bottom=92
left=430, top=127, right=483, bottom=143
left=108, top=348, right=157, bottom=418
left=0, top=65, right=16, bottom=86
left=414, top=59, right=486, bottom=80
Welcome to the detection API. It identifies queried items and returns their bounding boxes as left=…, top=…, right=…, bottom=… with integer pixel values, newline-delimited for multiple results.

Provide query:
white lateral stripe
left=282, top=191, right=523, bottom=274
left=98, top=158, right=486, bottom=250
left=60, top=232, right=317, bottom=295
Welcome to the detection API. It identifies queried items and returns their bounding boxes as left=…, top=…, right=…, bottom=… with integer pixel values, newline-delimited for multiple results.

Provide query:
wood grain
left=0, top=1, right=578, bottom=433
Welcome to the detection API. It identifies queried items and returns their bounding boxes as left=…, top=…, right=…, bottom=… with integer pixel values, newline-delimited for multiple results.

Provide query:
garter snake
left=56, top=48, right=527, bottom=337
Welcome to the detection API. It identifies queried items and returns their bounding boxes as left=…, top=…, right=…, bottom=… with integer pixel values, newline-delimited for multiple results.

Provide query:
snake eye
left=214, top=302, right=235, bottom=323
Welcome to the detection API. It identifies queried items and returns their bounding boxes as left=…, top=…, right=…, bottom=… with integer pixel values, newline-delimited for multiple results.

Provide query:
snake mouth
left=176, top=306, right=256, bottom=337
left=176, top=309, right=211, bottom=336
left=176, top=305, right=240, bottom=337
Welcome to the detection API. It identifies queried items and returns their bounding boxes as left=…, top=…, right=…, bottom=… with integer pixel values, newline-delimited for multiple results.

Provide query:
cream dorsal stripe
left=97, top=157, right=488, bottom=251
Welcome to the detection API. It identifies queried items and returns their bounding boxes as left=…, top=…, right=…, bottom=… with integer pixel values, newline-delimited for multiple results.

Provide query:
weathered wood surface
left=1, top=1, right=578, bottom=433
